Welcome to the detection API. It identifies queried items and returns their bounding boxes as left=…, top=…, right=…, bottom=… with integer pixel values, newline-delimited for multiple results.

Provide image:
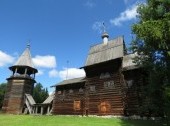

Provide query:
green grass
left=0, top=114, right=164, bottom=126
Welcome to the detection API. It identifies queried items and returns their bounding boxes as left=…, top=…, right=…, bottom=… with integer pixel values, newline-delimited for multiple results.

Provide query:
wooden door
left=98, top=101, right=111, bottom=115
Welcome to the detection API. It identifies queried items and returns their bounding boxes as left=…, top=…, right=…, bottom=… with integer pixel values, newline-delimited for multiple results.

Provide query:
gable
left=85, top=36, right=125, bottom=67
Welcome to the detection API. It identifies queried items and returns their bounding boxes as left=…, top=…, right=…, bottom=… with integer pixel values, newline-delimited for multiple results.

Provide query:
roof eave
left=9, top=65, right=38, bottom=73
left=81, top=57, right=122, bottom=69
left=51, top=80, right=86, bottom=87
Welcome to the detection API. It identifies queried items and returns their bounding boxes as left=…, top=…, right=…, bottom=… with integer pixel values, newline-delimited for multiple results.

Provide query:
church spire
left=101, top=23, right=109, bottom=44
left=27, top=43, right=30, bottom=49
left=14, top=44, right=35, bottom=68
left=9, top=44, right=38, bottom=79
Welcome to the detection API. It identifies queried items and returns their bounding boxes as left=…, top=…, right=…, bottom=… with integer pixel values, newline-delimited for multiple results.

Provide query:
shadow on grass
left=119, top=118, right=165, bottom=126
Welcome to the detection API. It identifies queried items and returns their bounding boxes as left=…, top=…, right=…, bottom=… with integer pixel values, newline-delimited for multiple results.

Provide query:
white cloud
left=124, top=0, right=144, bottom=5
left=49, top=69, right=58, bottom=78
left=58, top=68, right=85, bottom=80
left=110, top=4, right=138, bottom=26
left=0, top=50, right=15, bottom=67
left=92, top=21, right=104, bottom=33
left=84, top=1, right=96, bottom=8
left=36, top=69, right=44, bottom=76
left=32, top=55, right=57, bottom=68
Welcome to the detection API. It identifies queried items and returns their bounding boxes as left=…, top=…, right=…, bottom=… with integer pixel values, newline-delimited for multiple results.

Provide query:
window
left=98, top=101, right=111, bottom=113
left=74, top=100, right=81, bottom=110
left=57, top=91, right=62, bottom=95
left=100, top=73, right=105, bottom=79
left=69, top=89, right=73, bottom=94
left=100, top=72, right=111, bottom=79
left=104, top=81, right=115, bottom=89
left=90, top=86, right=95, bottom=92
left=79, top=88, right=84, bottom=93
left=127, top=80, right=134, bottom=88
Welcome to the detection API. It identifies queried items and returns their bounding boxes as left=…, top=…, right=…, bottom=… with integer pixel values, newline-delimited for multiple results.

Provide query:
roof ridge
left=88, top=43, right=123, bottom=55
left=89, top=36, right=123, bottom=48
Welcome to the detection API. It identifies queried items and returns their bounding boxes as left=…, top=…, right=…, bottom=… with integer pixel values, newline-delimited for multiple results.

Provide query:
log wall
left=123, top=69, right=144, bottom=116
left=2, top=77, right=35, bottom=114
left=52, top=83, right=85, bottom=115
left=84, top=59, right=125, bottom=115
left=52, top=59, right=145, bottom=116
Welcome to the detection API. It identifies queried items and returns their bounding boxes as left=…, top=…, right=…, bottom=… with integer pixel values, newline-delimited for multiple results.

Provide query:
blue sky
left=0, top=0, right=144, bottom=93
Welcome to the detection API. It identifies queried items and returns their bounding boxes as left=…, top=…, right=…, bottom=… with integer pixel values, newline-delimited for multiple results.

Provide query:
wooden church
left=52, top=32, right=144, bottom=116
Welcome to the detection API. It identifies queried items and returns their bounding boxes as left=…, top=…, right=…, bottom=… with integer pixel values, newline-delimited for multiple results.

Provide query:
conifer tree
left=0, top=83, right=7, bottom=109
left=33, top=83, right=49, bottom=103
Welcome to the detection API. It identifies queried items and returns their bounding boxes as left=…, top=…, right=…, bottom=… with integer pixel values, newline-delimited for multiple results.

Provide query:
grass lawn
left=0, top=114, right=164, bottom=126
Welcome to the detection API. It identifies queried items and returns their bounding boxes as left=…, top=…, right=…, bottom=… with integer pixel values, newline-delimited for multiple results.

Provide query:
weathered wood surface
left=2, top=78, right=35, bottom=114
left=84, top=60, right=124, bottom=115
left=123, top=69, right=144, bottom=115
left=52, top=60, right=145, bottom=116
left=52, top=83, right=85, bottom=115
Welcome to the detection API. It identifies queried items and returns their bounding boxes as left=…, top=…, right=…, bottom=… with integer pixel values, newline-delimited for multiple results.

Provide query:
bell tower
left=2, top=44, right=38, bottom=114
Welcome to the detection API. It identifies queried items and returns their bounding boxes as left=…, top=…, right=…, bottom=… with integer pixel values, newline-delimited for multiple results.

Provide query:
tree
left=0, top=83, right=7, bottom=109
left=33, top=83, right=49, bottom=103
left=131, top=0, right=170, bottom=123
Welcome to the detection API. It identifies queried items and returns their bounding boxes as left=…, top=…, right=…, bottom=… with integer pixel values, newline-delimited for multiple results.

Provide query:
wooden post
left=33, top=106, right=36, bottom=114
left=35, top=106, right=38, bottom=114
left=24, top=68, right=28, bottom=77
left=41, top=106, right=43, bottom=115
left=33, top=71, right=35, bottom=79
left=14, top=68, right=18, bottom=75
left=47, top=105, right=50, bottom=114
left=32, top=106, right=34, bottom=114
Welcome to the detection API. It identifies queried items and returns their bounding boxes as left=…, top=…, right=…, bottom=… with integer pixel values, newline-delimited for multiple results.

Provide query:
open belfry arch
left=2, top=44, right=38, bottom=114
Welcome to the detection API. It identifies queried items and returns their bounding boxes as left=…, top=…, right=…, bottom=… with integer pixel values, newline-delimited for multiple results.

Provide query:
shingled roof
left=14, top=45, right=35, bottom=68
left=123, top=53, right=139, bottom=71
left=51, top=35, right=140, bottom=88
left=51, top=77, right=86, bottom=87
left=42, top=92, right=55, bottom=104
left=25, top=94, right=36, bottom=105
left=84, top=36, right=125, bottom=67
